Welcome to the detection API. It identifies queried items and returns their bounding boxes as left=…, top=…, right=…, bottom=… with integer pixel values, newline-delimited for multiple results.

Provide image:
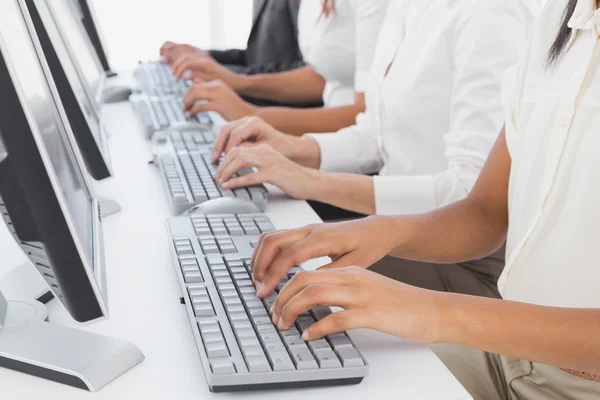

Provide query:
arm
left=236, top=65, right=326, bottom=104
left=254, top=96, right=365, bottom=135
left=209, top=49, right=247, bottom=66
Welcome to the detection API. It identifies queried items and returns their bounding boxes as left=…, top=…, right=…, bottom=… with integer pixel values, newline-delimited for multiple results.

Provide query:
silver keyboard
left=135, top=60, right=191, bottom=96
left=130, top=94, right=212, bottom=138
left=167, top=214, right=368, bottom=392
left=158, top=152, right=268, bottom=214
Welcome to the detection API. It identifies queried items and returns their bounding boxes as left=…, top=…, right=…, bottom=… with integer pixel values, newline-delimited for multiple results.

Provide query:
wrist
left=288, top=137, right=321, bottom=169
left=303, top=168, right=330, bottom=202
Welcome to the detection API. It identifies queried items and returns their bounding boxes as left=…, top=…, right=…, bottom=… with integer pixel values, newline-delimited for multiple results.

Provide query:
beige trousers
left=431, top=344, right=600, bottom=399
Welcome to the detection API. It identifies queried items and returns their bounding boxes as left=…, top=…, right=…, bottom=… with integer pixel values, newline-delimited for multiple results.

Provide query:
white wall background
left=91, top=0, right=253, bottom=70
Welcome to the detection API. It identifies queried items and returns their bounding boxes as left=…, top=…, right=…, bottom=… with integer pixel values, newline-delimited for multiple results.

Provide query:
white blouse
left=306, top=0, right=538, bottom=215
left=500, top=0, right=600, bottom=308
left=298, top=0, right=390, bottom=107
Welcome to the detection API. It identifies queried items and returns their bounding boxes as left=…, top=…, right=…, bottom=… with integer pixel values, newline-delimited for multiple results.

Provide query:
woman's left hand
left=183, top=80, right=257, bottom=121
left=271, top=266, right=444, bottom=345
left=215, top=144, right=321, bottom=200
left=172, top=54, right=246, bottom=90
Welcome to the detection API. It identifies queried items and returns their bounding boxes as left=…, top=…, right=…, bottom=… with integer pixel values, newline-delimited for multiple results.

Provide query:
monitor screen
left=0, top=0, right=94, bottom=267
left=75, top=0, right=112, bottom=72
left=27, top=0, right=110, bottom=179
left=46, top=0, right=105, bottom=105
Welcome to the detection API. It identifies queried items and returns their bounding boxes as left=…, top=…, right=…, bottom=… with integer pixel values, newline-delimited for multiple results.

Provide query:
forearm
left=386, top=196, right=507, bottom=263
left=438, top=293, right=600, bottom=374
left=239, top=66, right=325, bottom=103
left=256, top=105, right=364, bottom=136
left=308, top=173, right=376, bottom=215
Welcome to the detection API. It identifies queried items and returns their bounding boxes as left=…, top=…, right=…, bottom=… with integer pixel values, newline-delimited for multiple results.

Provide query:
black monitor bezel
left=0, top=0, right=106, bottom=323
left=25, top=0, right=111, bottom=181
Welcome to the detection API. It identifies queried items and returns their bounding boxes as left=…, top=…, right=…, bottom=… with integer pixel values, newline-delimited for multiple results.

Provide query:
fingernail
left=271, top=312, right=278, bottom=324
left=256, top=281, right=263, bottom=293
left=269, top=305, right=274, bottom=314
left=277, top=318, right=284, bottom=330
left=302, top=331, right=310, bottom=341
left=222, top=182, right=232, bottom=189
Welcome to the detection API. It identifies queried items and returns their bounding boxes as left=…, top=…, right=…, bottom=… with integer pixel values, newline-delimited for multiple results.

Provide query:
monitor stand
left=102, top=77, right=132, bottom=104
left=98, top=196, right=121, bottom=217
left=0, top=287, right=144, bottom=391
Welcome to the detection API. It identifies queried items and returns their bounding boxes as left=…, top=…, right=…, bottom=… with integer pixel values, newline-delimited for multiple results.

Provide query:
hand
left=215, top=144, right=320, bottom=199
left=250, top=217, right=400, bottom=297
left=160, top=41, right=208, bottom=64
left=183, top=80, right=258, bottom=121
left=211, top=117, right=298, bottom=163
left=172, top=54, right=246, bottom=90
left=271, top=266, right=443, bottom=345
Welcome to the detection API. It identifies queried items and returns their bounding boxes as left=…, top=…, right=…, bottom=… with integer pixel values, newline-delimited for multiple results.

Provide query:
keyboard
left=135, top=60, right=191, bottom=96
left=157, top=152, right=268, bottom=214
left=166, top=214, right=368, bottom=392
left=130, top=94, right=213, bottom=138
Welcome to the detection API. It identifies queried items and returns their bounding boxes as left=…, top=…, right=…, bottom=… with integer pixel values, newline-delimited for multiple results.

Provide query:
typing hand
left=160, top=41, right=208, bottom=64
left=214, top=144, right=319, bottom=199
left=172, top=55, right=245, bottom=90
left=211, top=117, right=296, bottom=163
left=270, top=266, right=443, bottom=345
left=249, top=217, right=400, bottom=298
left=183, top=80, right=257, bottom=121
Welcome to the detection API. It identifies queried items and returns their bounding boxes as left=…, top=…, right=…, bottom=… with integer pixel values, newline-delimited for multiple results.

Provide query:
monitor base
left=101, top=84, right=132, bottom=104
left=0, top=262, right=51, bottom=304
left=0, top=290, right=144, bottom=391
left=98, top=196, right=121, bottom=217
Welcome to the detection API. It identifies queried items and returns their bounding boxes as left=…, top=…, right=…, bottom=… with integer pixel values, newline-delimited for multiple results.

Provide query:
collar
left=565, top=0, right=598, bottom=52
left=567, top=0, right=597, bottom=30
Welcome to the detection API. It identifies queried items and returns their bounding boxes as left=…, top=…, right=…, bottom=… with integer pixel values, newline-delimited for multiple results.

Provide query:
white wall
left=91, top=0, right=253, bottom=70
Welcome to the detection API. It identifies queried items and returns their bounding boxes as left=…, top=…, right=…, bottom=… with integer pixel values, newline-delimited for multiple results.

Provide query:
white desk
left=0, top=100, right=471, bottom=399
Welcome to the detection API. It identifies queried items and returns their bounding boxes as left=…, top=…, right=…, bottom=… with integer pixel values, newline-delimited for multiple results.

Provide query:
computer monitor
left=25, top=0, right=112, bottom=181
left=73, top=0, right=113, bottom=74
left=0, top=0, right=142, bottom=390
left=44, top=0, right=106, bottom=110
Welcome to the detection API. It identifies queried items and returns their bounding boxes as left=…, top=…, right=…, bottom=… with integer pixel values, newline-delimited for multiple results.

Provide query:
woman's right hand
left=160, top=41, right=208, bottom=64
left=211, top=117, right=300, bottom=163
left=250, top=216, right=402, bottom=298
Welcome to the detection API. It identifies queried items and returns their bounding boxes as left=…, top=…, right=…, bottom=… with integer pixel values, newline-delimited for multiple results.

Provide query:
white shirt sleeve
left=374, top=1, right=529, bottom=216
left=304, top=111, right=384, bottom=174
left=352, top=0, right=391, bottom=93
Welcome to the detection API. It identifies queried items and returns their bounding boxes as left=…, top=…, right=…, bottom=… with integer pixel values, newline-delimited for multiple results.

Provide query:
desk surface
left=0, top=100, right=471, bottom=399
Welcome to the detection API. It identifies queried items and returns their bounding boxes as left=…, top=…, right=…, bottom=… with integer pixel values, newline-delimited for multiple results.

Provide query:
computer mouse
left=169, top=121, right=211, bottom=132
left=184, top=197, right=261, bottom=216
left=102, top=85, right=133, bottom=103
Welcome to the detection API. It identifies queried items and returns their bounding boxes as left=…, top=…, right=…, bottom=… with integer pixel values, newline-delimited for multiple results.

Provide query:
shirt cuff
left=304, top=132, right=358, bottom=173
left=373, top=175, right=437, bottom=216
left=354, top=70, right=370, bottom=93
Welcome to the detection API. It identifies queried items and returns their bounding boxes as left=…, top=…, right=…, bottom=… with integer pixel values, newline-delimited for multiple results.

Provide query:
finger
left=160, top=41, right=175, bottom=54
left=276, top=285, right=356, bottom=331
left=271, top=268, right=349, bottom=316
left=259, top=236, right=341, bottom=298
left=183, top=86, right=213, bottom=111
left=216, top=148, right=260, bottom=184
left=224, top=119, right=263, bottom=153
left=303, top=310, right=368, bottom=341
left=173, top=56, right=195, bottom=80
left=316, top=254, right=358, bottom=271
left=212, top=118, right=250, bottom=162
left=188, top=102, right=216, bottom=116
left=251, top=228, right=311, bottom=285
left=221, top=171, right=269, bottom=190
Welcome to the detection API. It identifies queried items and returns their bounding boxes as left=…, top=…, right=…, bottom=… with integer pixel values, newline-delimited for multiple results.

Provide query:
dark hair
left=548, top=0, right=578, bottom=65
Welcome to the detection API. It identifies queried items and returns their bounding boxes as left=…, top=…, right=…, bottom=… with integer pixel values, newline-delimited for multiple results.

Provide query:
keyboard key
left=291, top=347, right=318, bottom=370
left=194, top=304, right=215, bottom=317
left=242, top=345, right=264, bottom=358
left=336, top=347, right=364, bottom=367
left=315, top=349, right=342, bottom=369
left=206, top=342, right=229, bottom=358
left=210, top=358, right=236, bottom=375
left=328, top=334, right=353, bottom=350
left=308, top=339, right=331, bottom=351
left=246, top=356, right=271, bottom=373
left=268, top=351, right=295, bottom=372
left=198, top=319, right=221, bottom=335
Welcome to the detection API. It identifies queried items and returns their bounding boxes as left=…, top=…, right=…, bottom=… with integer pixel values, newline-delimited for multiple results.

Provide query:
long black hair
left=548, top=0, right=579, bottom=65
